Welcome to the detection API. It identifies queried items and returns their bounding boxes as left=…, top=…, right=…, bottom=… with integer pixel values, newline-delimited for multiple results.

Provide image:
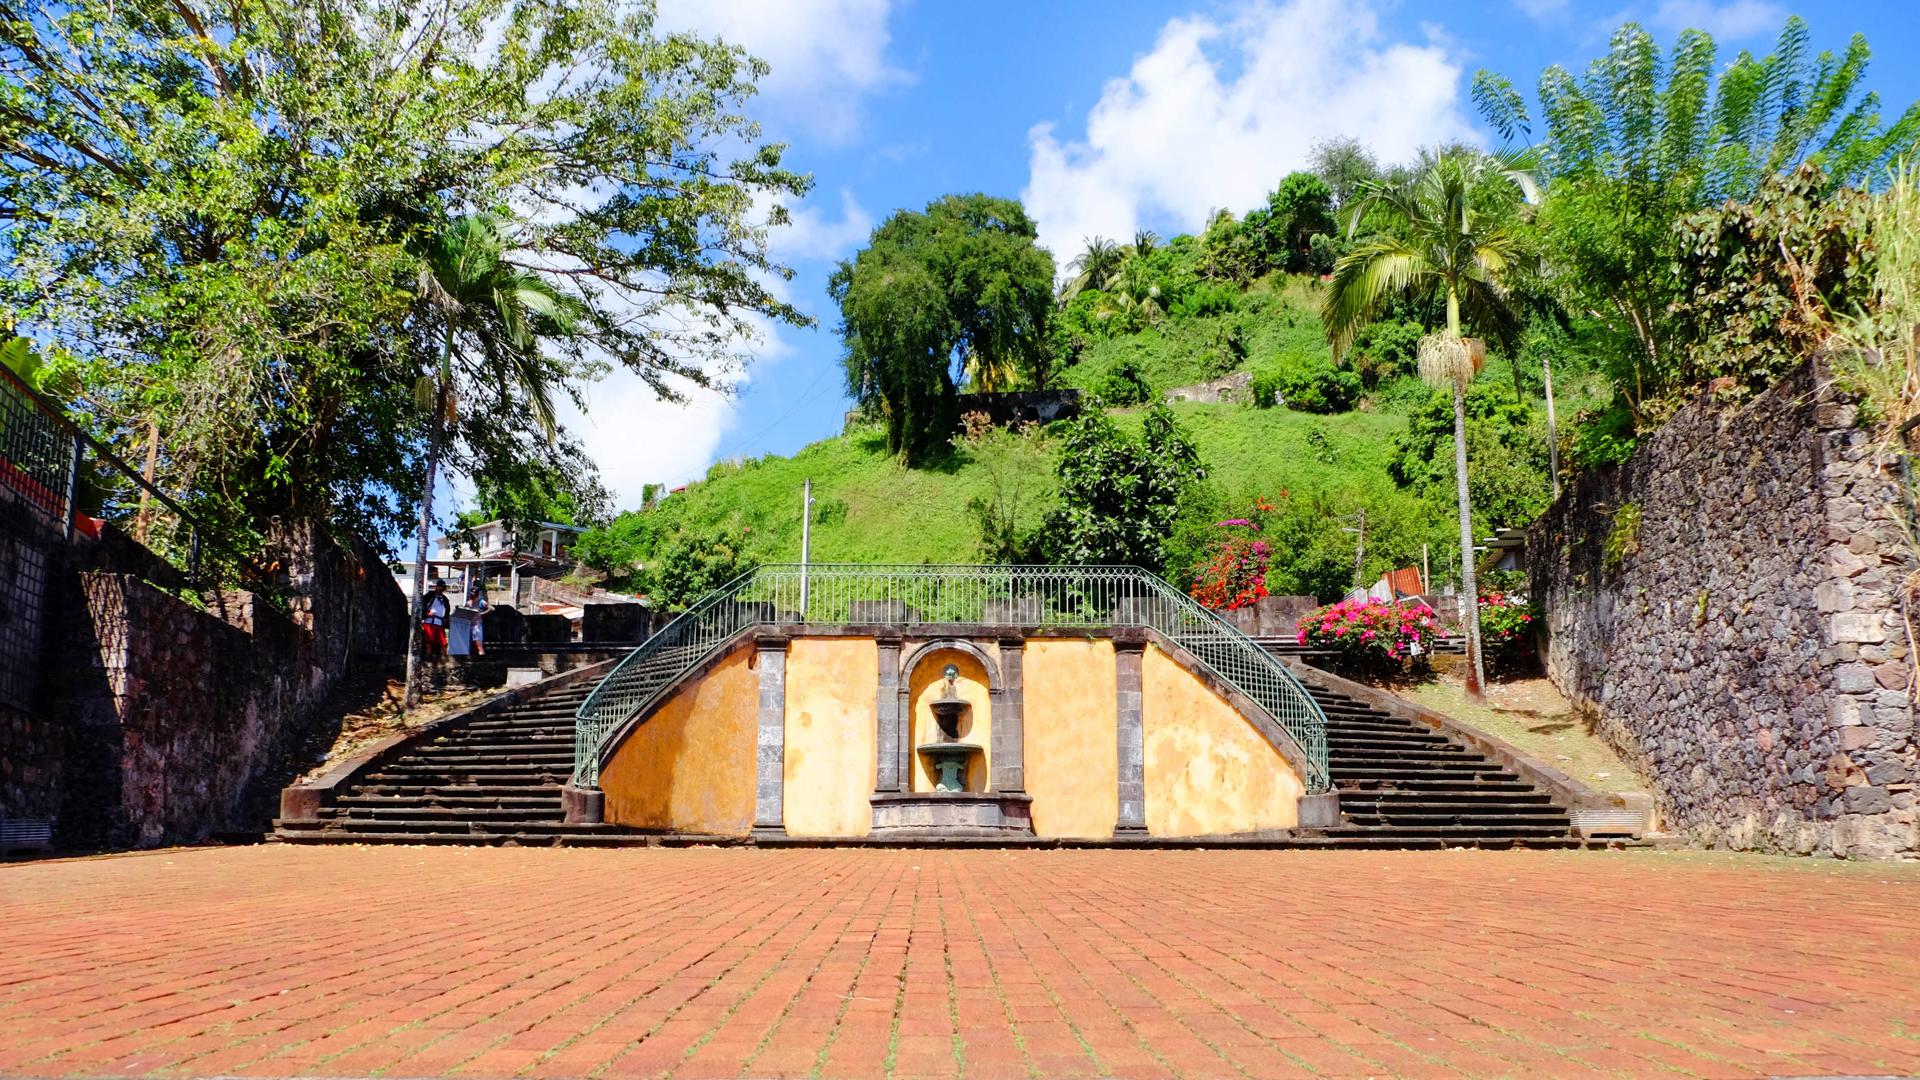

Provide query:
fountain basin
left=917, top=741, right=982, bottom=792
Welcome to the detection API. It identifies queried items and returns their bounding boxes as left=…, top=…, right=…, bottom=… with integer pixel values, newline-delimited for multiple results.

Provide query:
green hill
left=577, top=272, right=1597, bottom=604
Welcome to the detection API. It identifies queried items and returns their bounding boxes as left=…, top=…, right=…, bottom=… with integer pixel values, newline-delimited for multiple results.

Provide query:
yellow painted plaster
left=1141, top=644, right=1302, bottom=836
left=907, top=649, right=993, bottom=792
left=600, top=646, right=756, bottom=835
left=783, top=637, right=878, bottom=837
left=1021, top=638, right=1118, bottom=839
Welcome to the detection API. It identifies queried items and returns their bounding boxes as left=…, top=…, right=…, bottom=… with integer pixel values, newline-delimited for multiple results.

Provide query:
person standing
left=421, top=580, right=451, bottom=656
left=468, top=579, right=490, bottom=656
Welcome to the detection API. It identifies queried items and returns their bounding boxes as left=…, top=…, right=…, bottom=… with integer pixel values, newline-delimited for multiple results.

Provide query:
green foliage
left=1, top=0, right=808, bottom=554
left=1252, top=359, right=1361, bottom=414
left=1568, top=400, right=1639, bottom=468
left=832, top=195, right=1056, bottom=459
left=1390, top=383, right=1552, bottom=534
left=1669, top=165, right=1876, bottom=399
left=1097, top=357, right=1154, bottom=407
left=648, top=520, right=759, bottom=612
left=1474, top=17, right=1919, bottom=412
left=1037, top=405, right=1203, bottom=572
left=1604, top=502, right=1643, bottom=570
left=1310, top=137, right=1381, bottom=209
left=1245, top=172, right=1336, bottom=273
left=1168, top=283, right=1239, bottom=320
left=1348, top=319, right=1423, bottom=386
left=1477, top=591, right=1540, bottom=678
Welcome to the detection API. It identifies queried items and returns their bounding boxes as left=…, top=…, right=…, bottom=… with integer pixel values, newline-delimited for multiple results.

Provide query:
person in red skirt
left=421, top=580, right=451, bottom=655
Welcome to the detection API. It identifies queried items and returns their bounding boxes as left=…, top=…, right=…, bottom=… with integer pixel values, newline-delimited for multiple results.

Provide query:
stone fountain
left=918, top=664, right=983, bottom=792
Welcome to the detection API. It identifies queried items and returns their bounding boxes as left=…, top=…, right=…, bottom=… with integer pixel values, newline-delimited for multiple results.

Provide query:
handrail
left=572, top=563, right=1331, bottom=792
left=0, top=361, right=276, bottom=592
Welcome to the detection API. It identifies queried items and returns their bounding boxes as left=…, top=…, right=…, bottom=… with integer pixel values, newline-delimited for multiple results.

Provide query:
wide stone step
left=337, top=787, right=560, bottom=803
left=362, top=771, right=563, bottom=787
left=1340, top=793, right=1556, bottom=808
left=353, top=783, right=566, bottom=799
left=325, top=805, right=565, bottom=822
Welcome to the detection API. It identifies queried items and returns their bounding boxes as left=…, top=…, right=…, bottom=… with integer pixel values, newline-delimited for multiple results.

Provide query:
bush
left=1296, top=599, right=1441, bottom=681
left=1306, top=232, right=1341, bottom=275
left=1168, top=282, right=1239, bottom=319
left=1569, top=399, right=1637, bottom=468
left=1252, top=360, right=1362, bottom=413
left=1478, top=591, right=1539, bottom=678
left=1187, top=496, right=1278, bottom=610
left=1348, top=318, right=1422, bottom=387
left=1097, top=356, right=1153, bottom=406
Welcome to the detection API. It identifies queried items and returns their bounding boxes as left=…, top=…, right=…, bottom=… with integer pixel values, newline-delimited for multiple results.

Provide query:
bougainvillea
left=1189, top=497, right=1278, bottom=610
left=1295, top=598, right=1441, bottom=680
left=1478, top=591, right=1539, bottom=678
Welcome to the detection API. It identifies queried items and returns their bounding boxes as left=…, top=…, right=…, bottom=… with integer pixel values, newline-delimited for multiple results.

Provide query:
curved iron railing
left=572, top=564, right=1330, bottom=791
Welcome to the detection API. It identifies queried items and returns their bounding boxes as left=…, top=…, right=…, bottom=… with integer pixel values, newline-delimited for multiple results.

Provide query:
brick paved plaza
left=1, top=846, right=1916, bottom=1079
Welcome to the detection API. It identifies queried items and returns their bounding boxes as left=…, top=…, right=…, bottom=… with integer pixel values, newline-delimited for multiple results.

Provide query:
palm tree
left=403, top=212, right=583, bottom=709
left=1321, top=150, right=1531, bottom=699
left=1128, top=229, right=1160, bottom=259
left=1060, top=236, right=1125, bottom=304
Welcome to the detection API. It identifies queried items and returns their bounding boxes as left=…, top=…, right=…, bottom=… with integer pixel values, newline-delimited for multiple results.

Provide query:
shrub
left=1252, top=361, right=1362, bottom=413
left=1349, top=318, right=1422, bottom=387
left=1570, top=399, right=1638, bottom=468
left=1169, top=282, right=1239, bottom=319
left=1097, top=356, right=1153, bottom=406
left=1478, top=591, right=1539, bottom=678
left=1187, top=496, right=1278, bottom=611
left=1296, top=598, right=1441, bottom=681
left=1306, top=232, right=1341, bottom=274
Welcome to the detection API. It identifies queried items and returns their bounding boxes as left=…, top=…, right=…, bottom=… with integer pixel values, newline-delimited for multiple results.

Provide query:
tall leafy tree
left=0, top=0, right=809, bottom=562
left=1322, top=151, right=1532, bottom=698
left=1038, top=405, right=1203, bottom=572
left=832, top=195, right=1056, bottom=459
left=1472, top=16, right=1919, bottom=412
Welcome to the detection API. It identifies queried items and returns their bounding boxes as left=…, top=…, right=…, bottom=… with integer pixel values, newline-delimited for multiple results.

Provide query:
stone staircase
left=1286, top=669, right=1586, bottom=849
left=274, top=681, right=657, bottom=847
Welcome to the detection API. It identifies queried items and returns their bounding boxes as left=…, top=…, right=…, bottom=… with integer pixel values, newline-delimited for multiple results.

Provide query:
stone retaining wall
left=1529, top=362, right=1917, bottom=858
left=16, top=522, right=406, bottom=849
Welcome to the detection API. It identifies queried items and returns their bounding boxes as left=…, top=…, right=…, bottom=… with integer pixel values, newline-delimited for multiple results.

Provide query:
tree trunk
left=402, top=380, right=446, bottom=711
left=1452, top=380, right=1486, bottom=700
left=1542, top=349, right=1561, bottom=500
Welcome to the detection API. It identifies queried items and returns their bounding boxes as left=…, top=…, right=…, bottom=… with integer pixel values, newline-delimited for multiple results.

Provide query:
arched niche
left=897, top=639, right=1005, bottom=793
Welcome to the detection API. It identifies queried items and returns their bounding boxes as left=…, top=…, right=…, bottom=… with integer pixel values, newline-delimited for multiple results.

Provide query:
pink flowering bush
left=1188, top=497, right=1278, bottom=611
left=1296, top=598, right=1440, bottom=681
left=1478, top=591, right=1539, bottom=678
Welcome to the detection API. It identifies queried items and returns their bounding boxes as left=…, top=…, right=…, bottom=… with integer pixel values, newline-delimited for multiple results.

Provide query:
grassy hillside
left=583, top=271, right=1602, bottom=599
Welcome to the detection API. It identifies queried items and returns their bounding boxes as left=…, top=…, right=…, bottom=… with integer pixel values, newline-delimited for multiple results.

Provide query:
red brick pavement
left=1, top=846, right=1917, bottom=1078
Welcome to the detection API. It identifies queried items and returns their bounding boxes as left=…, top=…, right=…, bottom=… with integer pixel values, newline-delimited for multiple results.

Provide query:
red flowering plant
left=1295, top=597, right=1441, bottom=681
left=1477, top=591, right=1539, bottom=678
left=1188, top=496, right=1279, bottom=611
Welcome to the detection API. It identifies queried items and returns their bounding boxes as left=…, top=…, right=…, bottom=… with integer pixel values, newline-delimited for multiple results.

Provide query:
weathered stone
left=1529, top=362, right=1918, bottom=859
left=1830, top=613, right=1888, bottom=644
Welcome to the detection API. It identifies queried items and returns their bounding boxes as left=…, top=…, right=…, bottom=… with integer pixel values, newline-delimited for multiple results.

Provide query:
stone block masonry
left=15, top=521, right=408, bottom=849
left=1530, top=362, right=1918, bottom=858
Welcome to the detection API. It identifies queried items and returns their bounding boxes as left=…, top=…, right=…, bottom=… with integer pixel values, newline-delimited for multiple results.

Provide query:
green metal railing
left=571, top=564, right=1330, bottom=791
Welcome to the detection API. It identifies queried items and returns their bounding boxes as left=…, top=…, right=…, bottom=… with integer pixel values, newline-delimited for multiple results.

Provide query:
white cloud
left=772, top=188, right=874, bottom=263
left=654, top=0, right=909, bottom=141
left=1651, top=0, right=1785, bottom=39
left=560, top=374, right=742, bottom=503
left=1021, top=0, right=1478, bottom=273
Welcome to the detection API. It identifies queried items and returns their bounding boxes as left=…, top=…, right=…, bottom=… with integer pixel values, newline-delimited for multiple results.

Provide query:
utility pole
left=1422, top=543, right=1431, bottom=596
left=1542, top=352, right=1561, bottom=500
left=1353, top=508, right=1366, bottom=590
left=799, top=478, right=814, bottom=618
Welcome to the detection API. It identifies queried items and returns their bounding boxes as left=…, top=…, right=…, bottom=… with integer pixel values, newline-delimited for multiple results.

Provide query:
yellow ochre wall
left=1021, top=639, right=1119, bottom=839
left=783, top=637, right=879, bottom=837
left=1141, top=644, right=1303, bottom=835
left=599, top=646, right=757, bottom=835
left=907, top=649, right=993, bottom=792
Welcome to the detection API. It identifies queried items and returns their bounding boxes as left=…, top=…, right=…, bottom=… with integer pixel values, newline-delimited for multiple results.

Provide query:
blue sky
left=546, top=0, right=1920, bottom=515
